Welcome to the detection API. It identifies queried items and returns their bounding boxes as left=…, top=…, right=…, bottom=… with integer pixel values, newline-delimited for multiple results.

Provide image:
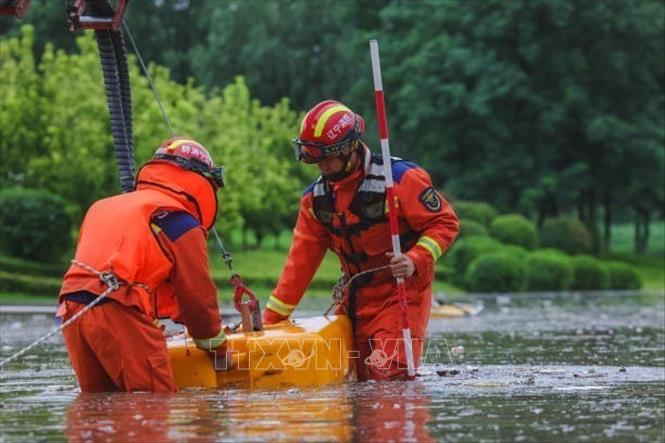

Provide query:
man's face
left=316, top=155, right=346, bottom=177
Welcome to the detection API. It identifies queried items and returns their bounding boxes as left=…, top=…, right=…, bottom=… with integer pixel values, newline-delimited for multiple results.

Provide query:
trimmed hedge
left=525, top=249, right=573, bottom=291
left=0, top=270, right=62, bottom=296
left=540, top=217, right=593, bottom=255
left=465, top=251, right=526, bottom=292
left=458, top=219, right=488, bottom=238
left=499, top=244, right=528, bottom=260
left=570, top=255, right=609, bottom=290
left=605, top=262, right=642, bottom=290
left=489, top=214, right=539, bottom=250
left=0, top=187, right=73, bottom=262
left=453, top=201, right=497, bottom=227
left=0, top=254, right=67, bottom=277
left=447, top=235, right=502, bottom=286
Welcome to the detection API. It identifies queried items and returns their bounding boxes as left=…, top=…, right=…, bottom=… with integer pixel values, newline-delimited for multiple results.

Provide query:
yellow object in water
left=431, top=302, right=483, bottom=318
left=168, top=315, right=355, bottom=389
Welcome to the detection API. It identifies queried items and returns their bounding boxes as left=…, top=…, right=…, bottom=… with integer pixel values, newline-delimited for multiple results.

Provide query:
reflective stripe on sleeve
left=266, top=294, right=297, bottom=317
left=416, top=236, right=443, bottom=261
left=193, top=329, right=227, bottom=350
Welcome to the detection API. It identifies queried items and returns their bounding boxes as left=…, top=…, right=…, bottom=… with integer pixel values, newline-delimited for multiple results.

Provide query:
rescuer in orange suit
left=57, top=137, right=228, bottom=393
left=262, top=100, right=459, bottom=380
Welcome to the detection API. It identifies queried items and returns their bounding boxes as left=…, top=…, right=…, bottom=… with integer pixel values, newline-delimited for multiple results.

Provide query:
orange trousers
left=340, top=283, right=432, bottom=381
left=61, top=300, right=177, bottom=393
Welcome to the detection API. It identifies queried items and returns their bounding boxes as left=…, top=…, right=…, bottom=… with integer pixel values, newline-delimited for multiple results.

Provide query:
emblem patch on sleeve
left=419, top=187, right=442, bottom=212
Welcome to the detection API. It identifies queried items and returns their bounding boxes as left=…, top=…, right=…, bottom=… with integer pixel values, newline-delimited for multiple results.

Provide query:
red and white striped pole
left=369, top=39, right=416, bottom=378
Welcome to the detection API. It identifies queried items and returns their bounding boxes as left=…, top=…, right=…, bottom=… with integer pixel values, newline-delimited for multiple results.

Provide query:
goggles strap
left=152, top=153, right=224, bottom=187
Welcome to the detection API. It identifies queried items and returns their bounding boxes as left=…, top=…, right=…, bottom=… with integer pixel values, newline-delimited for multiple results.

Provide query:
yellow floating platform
left=168, top=315, right=355, bottom=389
left=431, top=302, right=484, bottom=318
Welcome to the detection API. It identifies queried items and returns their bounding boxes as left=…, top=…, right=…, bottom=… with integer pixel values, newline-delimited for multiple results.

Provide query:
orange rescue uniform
left=264, top=146, right=459, bottom=380
left=58, top=164, right=223, bottom=392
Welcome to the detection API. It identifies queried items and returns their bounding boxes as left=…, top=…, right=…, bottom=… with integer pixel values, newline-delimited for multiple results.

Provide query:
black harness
left=311, top=153, right=420, bottom=327
left=311, top=153, right=419, bottom=269
left=312, top=153, right=388, bottom=235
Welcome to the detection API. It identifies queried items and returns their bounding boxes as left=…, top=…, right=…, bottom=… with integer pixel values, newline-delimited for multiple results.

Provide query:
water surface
left=1, top=293, right=663, bottom=442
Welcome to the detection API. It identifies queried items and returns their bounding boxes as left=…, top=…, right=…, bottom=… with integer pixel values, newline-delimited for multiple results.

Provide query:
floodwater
left=1, top=293, right=664, bottom=442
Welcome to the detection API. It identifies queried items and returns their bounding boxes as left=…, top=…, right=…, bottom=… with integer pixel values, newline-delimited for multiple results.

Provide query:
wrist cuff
left=193, top=329, right=227, bottom=350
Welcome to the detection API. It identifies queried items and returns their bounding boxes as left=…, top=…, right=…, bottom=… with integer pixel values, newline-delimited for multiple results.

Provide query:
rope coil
left=324, top=264, right=391, bottom=316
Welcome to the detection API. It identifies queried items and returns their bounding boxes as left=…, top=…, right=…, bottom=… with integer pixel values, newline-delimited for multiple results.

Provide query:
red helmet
left=151, top=137, right=224, bottom=188
left=138, top=136, right=222, bottom=230
left=293, top=100, right=365, bottom=163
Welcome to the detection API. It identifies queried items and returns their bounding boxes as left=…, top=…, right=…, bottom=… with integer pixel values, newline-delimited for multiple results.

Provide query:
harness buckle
left=99, top=271, right=121, bottom=291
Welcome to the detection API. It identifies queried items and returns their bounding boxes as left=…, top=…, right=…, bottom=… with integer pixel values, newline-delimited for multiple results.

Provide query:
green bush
left=465, top=251, right=526, bottom=292
left=0, top=187, right=73, bottom=262
left=525, top=249, right=574, bottom=291
left=447, top=235, right=502, bottom=286
left=540, top=217, right=593, bottom=255
left=458, top=219, right=488, bottom=237
left=490, top=214, right=539, bottom=249
left=499, top=244, right=528, bottom=260
left=453, top=201, right=498, bottom=227
left=570, top=255, right=609, bottom=290
left=604, top=262, right=642, bottom=290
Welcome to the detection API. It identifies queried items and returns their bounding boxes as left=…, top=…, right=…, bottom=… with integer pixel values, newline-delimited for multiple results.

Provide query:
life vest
left=311, top=153, right=419, bottom=280
left=59, top=163, right=217, bottom=320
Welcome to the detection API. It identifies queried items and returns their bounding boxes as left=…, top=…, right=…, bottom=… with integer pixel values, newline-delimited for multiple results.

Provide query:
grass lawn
left=210, top=248, right=342, bottom=284
left=606, top=220, right=664, bottom=255
left=0, top=246, right=463, bottom=304
left=213, top=248, right=462, bottom=299
left=602, top=221, right=664, bottom=290
left=0, top=292, right=54, bottom=305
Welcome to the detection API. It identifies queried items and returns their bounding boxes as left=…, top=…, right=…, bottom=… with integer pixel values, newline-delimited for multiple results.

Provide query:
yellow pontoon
left=168, top=315, right=355, bottom=389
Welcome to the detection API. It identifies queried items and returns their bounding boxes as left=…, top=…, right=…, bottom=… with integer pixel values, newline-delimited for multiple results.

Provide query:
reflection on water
left=1, top=293, right=664, bottom=442
left=60, top=382, right=435, bottom=443
left=63, top=389, right=349, bottom=443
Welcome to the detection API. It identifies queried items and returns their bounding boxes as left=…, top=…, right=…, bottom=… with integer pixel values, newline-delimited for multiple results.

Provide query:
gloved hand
left=193, top=329, right=234, bottom=371
left=262, top=308, right=288, bottom=325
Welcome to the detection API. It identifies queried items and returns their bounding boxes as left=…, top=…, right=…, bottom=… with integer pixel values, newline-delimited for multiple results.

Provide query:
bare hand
left=386, top=252, right=415, bottom=279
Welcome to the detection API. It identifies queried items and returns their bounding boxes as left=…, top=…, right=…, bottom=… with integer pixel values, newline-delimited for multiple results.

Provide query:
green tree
left=375, top=0, right=664, bottom=244
left=1, top=27, right=306, bottom=235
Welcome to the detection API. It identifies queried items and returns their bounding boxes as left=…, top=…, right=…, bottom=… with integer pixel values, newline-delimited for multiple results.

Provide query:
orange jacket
left=265, top=146, right=459, bottom=320
left=59, top=164, right=222, bottom=340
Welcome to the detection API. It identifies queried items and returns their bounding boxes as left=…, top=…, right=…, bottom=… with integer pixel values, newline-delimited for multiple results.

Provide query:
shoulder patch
left=392, top=160, right=418, bottom=183
left=152, top=211, right=199, bottom=241
left=302, top=177, right=321, bottom=196
left=419, top=187, right=442, bottom=212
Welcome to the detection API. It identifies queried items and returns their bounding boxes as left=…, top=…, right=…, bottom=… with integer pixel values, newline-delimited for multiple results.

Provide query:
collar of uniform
left=361, top=144, right=372, bottom=175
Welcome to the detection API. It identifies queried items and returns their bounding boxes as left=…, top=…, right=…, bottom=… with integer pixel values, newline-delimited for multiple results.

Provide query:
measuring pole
left=369, top=39, right=416, bottom=378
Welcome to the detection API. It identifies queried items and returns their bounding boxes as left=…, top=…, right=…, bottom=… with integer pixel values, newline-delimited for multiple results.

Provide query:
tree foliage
left=0, top=27, right=304, bottom=238
left=2, top=0, right=663, bottom=253
left=0, top=186, right=73, bottom=261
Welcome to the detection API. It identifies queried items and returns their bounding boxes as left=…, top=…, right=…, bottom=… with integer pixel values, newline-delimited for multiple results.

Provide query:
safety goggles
left=153, top=153, right=225, bottom=188
left=292, top=138, right=356, bottom=164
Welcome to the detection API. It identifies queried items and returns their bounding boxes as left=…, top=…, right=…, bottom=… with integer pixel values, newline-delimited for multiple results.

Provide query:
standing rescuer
left=262, top=100, right=460, bottom=381
left=58, top=137, right=228, bottom=393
